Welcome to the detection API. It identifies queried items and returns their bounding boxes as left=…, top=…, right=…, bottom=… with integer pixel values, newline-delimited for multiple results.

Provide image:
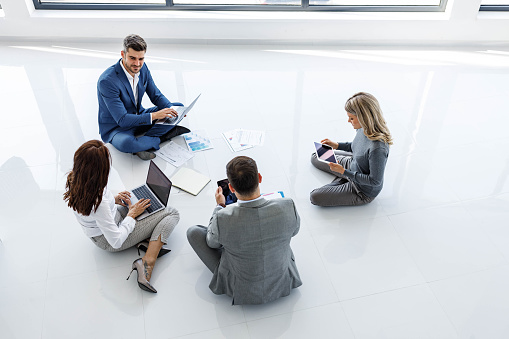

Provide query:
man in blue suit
left=98, top=34, right=189, bottom=160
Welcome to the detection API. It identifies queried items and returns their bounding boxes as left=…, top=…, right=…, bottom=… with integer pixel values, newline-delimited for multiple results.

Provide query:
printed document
left=154, top=141, right=194, bottom=167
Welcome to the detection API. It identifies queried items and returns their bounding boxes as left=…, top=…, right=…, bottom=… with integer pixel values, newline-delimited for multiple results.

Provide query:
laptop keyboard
left=132, top=186, right=163, bottom=214
left=165, top=106, right=185, bottom=124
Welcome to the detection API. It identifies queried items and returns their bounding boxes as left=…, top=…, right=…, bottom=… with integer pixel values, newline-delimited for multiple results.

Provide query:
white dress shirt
left=237, top=195, right=264, bottom=204
left=119, top=59, right=139, bottom=107
left=119, top=59, right=156, bottom=122
left=217, top=195, right=263, bottom=209
left=74, top=189, right=135, bottom=249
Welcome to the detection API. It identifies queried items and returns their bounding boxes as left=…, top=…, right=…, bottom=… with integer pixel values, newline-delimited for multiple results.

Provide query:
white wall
left=0, top=0, right=508, bottom=45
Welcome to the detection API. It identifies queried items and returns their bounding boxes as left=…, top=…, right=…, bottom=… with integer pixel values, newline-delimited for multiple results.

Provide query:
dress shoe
left=136, top=241, right=171, bottom=258
left=135, top=151, right=156, bottom=161
left=126, top=258, right=157, bottom=293
left=159, top=126, right=191, bottom=143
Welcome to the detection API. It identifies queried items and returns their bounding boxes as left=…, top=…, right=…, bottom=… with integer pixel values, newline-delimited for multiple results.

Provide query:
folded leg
left=187, top=225, right=222, bottom=273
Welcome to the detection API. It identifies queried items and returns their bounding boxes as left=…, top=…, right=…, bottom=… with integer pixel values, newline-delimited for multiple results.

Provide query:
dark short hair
left=63, top=140, right=111, bottom=216
left=226, top=156, right=259, bottom=196
left=123, top=34, right=147, bottom=53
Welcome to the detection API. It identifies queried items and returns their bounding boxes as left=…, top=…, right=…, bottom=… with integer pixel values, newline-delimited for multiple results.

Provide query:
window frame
left=479, top=5, right=509, bottom=11
left=32, top=0, right=447, bottom=12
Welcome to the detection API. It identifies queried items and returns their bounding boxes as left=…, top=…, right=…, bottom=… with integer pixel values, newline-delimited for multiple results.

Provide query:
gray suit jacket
left=206, top=197, right=302, bottom=305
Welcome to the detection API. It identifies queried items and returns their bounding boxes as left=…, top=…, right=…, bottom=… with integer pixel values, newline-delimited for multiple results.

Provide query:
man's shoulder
left=214, top=198, right=298, bottom=239
left=265, top=197, right=295, bottom=208
left=99, top=63, right=118, bottom=79
left=138, top=63, right=151, bottom=79
left=220, top=197, right=295, bottom=216
left=141, top=62, right=150, bottom=71
left=98, top=65, right=119, bottom=87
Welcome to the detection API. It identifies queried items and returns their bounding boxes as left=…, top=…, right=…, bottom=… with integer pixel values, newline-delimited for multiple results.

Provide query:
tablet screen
left=314, top=142, right=336, bottom=163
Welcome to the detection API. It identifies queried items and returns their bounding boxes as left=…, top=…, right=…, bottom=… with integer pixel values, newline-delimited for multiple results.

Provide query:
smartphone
left=314, top=142, right=338, bottom=163
left=217, top=179, right=238, bottom=205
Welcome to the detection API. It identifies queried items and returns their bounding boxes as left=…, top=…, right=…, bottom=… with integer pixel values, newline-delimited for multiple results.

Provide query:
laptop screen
left=174, top=93, right=201, bottom=126
left=146, top=161, right=172, bottom=207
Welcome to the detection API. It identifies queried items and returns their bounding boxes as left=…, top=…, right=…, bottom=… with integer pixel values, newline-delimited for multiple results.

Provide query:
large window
left=33, top=0, right=446, bottom=11
left=40, top=0, right=165, bottom=3
left=480, top=0, right=509, bottom=10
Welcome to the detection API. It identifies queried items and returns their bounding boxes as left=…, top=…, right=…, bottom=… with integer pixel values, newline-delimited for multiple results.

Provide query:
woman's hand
left=321, top=138, right=338, bottom=150
left=329, top=162, right=345, bottom=175
left=126, top=198, right=151, bottom=219
left=114, top=191, right=131, bottom=207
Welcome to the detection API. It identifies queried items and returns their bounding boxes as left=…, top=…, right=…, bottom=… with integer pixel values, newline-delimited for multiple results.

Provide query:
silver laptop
left=159, top=94, right=201, bottom=126
left=128, top=160, right=172, bottom=220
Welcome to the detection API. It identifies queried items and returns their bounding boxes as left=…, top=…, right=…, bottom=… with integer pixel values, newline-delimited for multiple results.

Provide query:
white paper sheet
left=235, top=129, right=265, bottom=146
left=154, top=141, right=194, bottom=167
left=221, top=129, right=254, bottom=153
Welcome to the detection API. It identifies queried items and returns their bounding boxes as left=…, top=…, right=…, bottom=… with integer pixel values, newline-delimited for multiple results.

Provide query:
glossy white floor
left=1, top=41, right=509, bottom=339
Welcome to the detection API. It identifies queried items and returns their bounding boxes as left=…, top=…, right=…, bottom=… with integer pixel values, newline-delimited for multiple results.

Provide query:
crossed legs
left=310, top=152, right=374, bottom=207
left=92, top=206, right=180, bottom=281
left=110, top=124, right=175, bottom=154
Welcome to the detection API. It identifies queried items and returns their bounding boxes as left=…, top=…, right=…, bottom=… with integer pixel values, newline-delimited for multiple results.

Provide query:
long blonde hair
left=345, top=92, right=393, bottom=145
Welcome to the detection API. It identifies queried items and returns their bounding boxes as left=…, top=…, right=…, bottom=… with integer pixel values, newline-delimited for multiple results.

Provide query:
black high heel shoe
left=126, top=258, right=157, bottom=293
left=136, top=241, right=171, bottom=258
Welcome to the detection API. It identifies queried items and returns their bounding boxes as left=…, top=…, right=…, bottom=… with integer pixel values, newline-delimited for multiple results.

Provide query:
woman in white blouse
left=64, top=140, right=179, bottom=293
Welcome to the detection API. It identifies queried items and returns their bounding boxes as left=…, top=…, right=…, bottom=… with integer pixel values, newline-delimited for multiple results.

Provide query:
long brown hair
left=63, top=140, right=111, bottom=216
left=345, top=92, right=393, bottom=145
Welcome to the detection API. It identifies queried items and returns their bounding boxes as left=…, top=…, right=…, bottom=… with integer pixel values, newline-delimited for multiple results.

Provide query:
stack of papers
left=183, top=130, right=214, bottom=152
left=222, top=129, right=265, bottom=153
left=154, top=141, right=194, bottom=167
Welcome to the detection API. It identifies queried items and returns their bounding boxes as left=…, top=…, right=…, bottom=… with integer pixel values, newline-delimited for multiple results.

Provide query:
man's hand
left=321, top=138, right=339, bottom=150
left=114, top=191, right=131, bottom=207
left=215, top=187, right=226, bottom=206
left=152, top=107, right=178, bottom=121
left=329, top=162, right=345, bottom=175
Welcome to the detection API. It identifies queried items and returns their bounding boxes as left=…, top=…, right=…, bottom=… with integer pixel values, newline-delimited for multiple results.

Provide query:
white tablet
left=314, top=142, right=338, bottom=164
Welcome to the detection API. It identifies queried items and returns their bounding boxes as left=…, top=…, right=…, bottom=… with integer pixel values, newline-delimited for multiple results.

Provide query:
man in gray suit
left=187, top=156, right=302, bottom=305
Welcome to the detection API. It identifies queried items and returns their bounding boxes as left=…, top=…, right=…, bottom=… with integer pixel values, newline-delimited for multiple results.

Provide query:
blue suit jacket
left=97, top=60, right=182, bottom=143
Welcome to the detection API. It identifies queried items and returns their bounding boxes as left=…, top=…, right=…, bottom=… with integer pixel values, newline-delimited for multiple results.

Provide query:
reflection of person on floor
left=187, top=156, right=302, bottom=305
left=64, top=140, right=179, bottom=293
left=97, top=34, right=189, bottom=161
left=310, top=92, right=393, bottom=207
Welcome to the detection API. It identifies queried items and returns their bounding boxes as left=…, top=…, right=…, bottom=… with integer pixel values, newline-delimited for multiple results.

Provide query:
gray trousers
left=310, top=152, right=374, bottom=207
left=186, top=225, right=222, bottom=273
left=91, top=206, right=180, bottom=252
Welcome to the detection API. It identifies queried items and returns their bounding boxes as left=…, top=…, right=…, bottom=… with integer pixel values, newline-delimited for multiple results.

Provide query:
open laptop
left=128, top=160, right=172, bottom=220
left=157, top=94, right=201, bottom=126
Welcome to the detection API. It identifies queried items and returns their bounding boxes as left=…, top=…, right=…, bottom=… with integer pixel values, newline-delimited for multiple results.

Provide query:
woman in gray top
left=310, top=92, right=393, bottom=207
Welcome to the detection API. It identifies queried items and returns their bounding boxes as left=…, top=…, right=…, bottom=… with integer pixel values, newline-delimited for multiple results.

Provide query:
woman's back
left=348, top=128, right=390, bottom=198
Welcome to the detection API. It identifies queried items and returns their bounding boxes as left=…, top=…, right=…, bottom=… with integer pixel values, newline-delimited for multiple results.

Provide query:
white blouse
left=74, top=189, right=135, bottom=249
